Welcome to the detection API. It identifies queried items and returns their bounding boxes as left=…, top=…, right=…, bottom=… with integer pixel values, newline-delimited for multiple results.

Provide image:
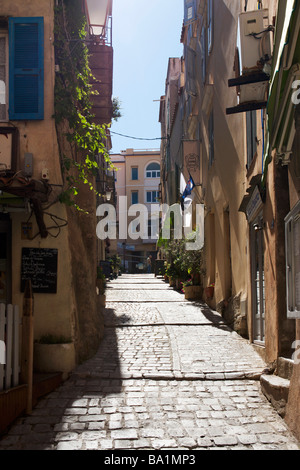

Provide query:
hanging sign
left=246, top=186, right=263, bottom=222
left=183, top=140, right=201, bottom=186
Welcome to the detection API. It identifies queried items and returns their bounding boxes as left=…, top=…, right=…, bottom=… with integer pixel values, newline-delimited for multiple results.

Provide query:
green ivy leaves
left=54, top=0, right=113, bottom=210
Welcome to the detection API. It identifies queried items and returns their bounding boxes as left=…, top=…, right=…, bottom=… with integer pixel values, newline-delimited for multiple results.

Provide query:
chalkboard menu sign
left=21, top=248, right=58, bottom=293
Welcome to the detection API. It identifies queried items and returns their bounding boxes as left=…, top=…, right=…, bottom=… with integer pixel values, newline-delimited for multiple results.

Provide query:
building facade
left=0, top=0, right=114, bottom=377
left=110, top=149, right=161, bottom=273
left=160, top=0, right=300, bottom=439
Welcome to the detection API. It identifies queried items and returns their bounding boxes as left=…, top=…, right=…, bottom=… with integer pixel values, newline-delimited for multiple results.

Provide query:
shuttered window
left=285, top=201, right=300, bottom=319
left=9, top=17, right=44, bottom=120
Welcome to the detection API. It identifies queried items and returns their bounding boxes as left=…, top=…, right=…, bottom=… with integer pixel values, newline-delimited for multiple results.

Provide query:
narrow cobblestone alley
left=0, top=274, right=299, bottom=451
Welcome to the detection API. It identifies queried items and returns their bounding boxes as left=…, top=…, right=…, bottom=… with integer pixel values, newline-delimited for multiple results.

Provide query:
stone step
left=277, top=357, right=294, bottom=380
left=260, top=374, right=290, bottom=418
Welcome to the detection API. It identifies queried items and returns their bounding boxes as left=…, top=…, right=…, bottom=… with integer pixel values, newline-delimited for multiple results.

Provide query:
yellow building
left=111, top=149, right=161, bottom=273
left=0, top=0, right=114, bottom=385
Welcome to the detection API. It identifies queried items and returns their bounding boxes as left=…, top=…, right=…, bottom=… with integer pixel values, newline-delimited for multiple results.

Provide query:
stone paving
left=0, top=274, right=299, bottom=451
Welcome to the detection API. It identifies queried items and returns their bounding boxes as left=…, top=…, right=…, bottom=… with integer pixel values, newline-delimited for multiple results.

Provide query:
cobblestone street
left=0, top=274, right=299, bottom=451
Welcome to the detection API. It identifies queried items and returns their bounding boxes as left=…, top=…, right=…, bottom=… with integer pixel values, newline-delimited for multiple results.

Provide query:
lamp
left=106, top=190, right=112, bottom=201
left=85, top=0, right=111, bottom=37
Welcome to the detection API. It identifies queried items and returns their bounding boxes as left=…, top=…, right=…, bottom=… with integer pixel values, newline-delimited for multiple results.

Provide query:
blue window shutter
left=9, top=17, right=44, bottom=120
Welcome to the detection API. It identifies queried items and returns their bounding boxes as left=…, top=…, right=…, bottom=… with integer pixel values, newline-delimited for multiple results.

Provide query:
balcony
left=89, top=44, right=113, bottom=126
left=84, top=0, right=113, bottom=126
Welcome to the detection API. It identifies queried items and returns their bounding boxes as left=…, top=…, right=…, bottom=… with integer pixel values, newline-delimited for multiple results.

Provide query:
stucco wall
left=1, top=0, right=62, bottom=186
left=202, top=0, right=249, bottom=321
left=11, top=206, right=75, bottom=342
left=0, top=0, right=105, bottom=367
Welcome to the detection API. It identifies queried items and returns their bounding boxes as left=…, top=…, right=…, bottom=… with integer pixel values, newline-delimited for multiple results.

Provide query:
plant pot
left=184, top=285, right=203, bottom=300
left=96, top=278, right=105, bottom=295
left=98, top=294, right=106, bottom=308
left=169, top=277, right=176, bottom=287
left=34, top=342, right=76, bottom=380
left=204, top=286, right=214, bottom=300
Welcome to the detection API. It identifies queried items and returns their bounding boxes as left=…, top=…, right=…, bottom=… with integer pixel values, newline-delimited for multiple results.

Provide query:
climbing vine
left=54, top=0, right=113, bottom=210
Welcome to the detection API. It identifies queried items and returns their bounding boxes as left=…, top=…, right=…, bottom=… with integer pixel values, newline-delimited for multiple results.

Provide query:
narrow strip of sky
left=110, top=0, right=184, bottom=154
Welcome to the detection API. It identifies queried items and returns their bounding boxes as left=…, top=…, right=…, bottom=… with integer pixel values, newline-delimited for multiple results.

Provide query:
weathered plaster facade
left=0, top=0, right=113, bottom=373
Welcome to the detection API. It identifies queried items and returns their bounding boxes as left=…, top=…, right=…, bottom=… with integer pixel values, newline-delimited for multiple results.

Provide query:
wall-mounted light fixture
left=253, top=223, right=263, bottom=231
left=106, top=190, right=112, bottom=201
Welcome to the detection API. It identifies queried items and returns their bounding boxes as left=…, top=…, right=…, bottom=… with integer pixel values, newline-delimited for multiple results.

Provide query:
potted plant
left=165, top=263, right=177, bottom=287
left=96, top=266, right=106, bottom=295
left=205, top=283, right=215, bottom=300
left=183, top=279, right=203, bottom=300
left=108, top=254, right=122, bottom=278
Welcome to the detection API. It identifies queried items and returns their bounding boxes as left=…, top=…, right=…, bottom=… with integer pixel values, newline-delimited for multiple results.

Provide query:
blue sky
left=110, top=0, right=184, bottom=154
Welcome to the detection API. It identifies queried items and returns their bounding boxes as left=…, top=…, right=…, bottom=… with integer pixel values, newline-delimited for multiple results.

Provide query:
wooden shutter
left=9, top=17, right=44, bottom=120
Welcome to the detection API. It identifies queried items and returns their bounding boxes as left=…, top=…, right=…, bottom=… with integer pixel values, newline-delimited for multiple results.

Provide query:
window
left=185, top=45, right=197, bottom=97
left=131, top=167, right=138, bottom=180
left=246, top=111, right=257, bottom=168
left=146, top=191, right=159, bottom=204
left=208, top=110, right=214, bottom=166
left=184, top=0, right=196, bottom=26
left=146, top=162, right=160, bottom=178
left=200, top=26, right=206, bottom=84
left=285, top=201, right=300, bottom=319
left=131, top=191, right=138, bottom=205
left=9, top=17, right=44, bottom=120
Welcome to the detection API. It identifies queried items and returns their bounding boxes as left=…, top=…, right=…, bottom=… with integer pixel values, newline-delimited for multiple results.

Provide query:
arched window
left=146, top=162, right=160, bottom=178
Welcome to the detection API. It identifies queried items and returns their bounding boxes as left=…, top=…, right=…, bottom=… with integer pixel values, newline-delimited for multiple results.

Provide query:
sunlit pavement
left=0, top=274, right=299, bottom=450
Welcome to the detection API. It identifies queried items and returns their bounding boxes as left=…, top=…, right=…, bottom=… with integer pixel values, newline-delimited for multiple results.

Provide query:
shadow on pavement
left=0, top=304, right=124, bottom=450
left=188, top=301, right=233, bottom=332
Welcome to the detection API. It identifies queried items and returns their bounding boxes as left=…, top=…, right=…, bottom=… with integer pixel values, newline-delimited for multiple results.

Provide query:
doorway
left=250, top=212, right=265, bottom=344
